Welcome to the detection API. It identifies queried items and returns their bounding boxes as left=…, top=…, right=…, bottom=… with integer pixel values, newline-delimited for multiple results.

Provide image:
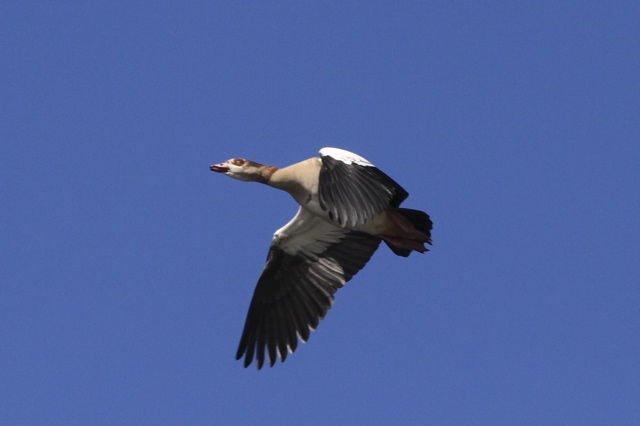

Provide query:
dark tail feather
left=385, top=241, right=412, bottom=257
left=383, top=208, right=433, bottom=257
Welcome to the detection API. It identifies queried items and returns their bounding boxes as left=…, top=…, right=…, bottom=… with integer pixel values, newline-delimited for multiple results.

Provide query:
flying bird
left=210, top=147, right=432, bottom=369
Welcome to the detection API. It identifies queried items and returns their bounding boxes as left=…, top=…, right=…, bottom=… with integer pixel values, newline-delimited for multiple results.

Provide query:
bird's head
left=210, top=158, right=274, bottom=183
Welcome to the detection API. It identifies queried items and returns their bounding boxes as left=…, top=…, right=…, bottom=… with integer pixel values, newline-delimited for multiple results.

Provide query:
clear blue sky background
left=2, top=2, right=639, bottom=424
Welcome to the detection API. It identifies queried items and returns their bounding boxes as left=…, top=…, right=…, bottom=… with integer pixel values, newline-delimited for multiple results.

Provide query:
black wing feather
left=236, top=228, right=381, bottom=369
left=319, top=154, right=409, bottom=227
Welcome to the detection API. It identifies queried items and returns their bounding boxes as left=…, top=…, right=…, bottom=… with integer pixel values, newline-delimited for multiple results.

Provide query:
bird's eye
left=233, top=159, right=245, bottom=166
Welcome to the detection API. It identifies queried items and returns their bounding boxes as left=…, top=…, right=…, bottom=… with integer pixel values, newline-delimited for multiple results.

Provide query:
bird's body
left=210, top=147, right=432, bottom=368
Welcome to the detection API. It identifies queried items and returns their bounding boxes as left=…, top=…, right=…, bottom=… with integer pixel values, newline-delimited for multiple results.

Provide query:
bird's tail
left=382, top=208, right=433, bottom=257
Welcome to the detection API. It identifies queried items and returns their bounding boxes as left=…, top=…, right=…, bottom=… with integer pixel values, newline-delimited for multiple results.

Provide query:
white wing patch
left=274, top=207, right=347, bottom=257
left=319, top=147, right=374, bottom=167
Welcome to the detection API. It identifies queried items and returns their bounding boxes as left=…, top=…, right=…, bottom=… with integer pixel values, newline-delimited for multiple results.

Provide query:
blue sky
left=2, top=1, right=639, bottom=424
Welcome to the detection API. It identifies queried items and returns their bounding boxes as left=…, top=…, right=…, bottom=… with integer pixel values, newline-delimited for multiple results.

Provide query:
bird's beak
left=210, top=162, right=230, bottom=173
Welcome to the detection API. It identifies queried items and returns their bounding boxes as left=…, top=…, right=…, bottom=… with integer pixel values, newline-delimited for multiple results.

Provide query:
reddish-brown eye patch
left=233, top=159, right=245, bottom=166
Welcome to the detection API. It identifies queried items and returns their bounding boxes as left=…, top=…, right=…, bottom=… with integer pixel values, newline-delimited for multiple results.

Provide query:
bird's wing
left=236, top=207, right=381, bottom=369
left=317, top=147, right=409, bottom=227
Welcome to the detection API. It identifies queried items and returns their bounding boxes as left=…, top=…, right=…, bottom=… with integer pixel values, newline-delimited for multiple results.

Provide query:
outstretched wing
left=318, top=147, right=409, bottom=227
left=236, top=207, right=381, bottom=369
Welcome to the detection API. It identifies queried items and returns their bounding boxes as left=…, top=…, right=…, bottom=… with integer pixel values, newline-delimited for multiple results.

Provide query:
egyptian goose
left=210, top=147, right=432, bottom=369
